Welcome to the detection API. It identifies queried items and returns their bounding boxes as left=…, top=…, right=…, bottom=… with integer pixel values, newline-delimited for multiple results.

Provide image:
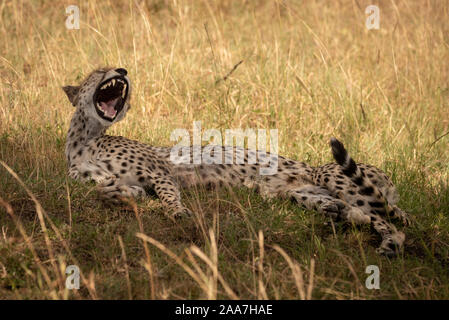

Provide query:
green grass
left=0, top=0, right=448, bottom=299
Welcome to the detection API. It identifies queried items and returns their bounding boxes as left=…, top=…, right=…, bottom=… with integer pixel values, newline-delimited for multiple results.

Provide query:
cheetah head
left=62, top=67, right=131, bottom=125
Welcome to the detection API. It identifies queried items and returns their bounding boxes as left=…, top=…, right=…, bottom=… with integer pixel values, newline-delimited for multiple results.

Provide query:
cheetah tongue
left=99, top=98, right=119, bottom=119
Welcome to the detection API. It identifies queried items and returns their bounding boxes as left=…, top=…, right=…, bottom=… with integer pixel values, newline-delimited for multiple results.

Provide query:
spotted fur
left=63, top=67, right=410, bottom=256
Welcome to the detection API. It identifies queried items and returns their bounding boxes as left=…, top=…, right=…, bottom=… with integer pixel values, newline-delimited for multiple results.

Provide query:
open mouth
left=93, top=76, right=128, bottom=121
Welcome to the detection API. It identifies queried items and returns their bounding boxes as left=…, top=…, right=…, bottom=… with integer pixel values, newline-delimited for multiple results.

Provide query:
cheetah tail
left=329, top=137, right=359, bottom=178
left=329, top=137, right=395, bottom=215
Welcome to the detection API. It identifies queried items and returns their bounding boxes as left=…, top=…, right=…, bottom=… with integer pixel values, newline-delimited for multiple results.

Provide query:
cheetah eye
left=93, top=75, right=129, bottom=121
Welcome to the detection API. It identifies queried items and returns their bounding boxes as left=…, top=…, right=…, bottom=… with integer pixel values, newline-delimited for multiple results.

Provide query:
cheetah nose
left=115, top=68, right=127, bottom=76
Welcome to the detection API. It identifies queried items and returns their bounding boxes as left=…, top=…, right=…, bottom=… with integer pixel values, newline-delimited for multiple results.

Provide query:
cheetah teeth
left=96, top=102, right=108, bottom=114
left=101, top=82, right=112, bottom=90
left=100, top=78, right=126, bottom=91
left=122, top=84, right=127, bottom=98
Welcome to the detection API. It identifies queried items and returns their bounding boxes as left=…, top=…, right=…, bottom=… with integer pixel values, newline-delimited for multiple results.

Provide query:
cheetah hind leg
left=391, top=205, right=411, bottom=226
left=367, top=213, right=405, bottom=257
left=288, top=185, right=405, bottom=256
left=287, top=185, right=370, bottom=224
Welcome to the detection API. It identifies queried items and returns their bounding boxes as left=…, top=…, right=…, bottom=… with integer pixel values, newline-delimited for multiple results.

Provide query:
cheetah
left=62, top=67, right=410, bottom=257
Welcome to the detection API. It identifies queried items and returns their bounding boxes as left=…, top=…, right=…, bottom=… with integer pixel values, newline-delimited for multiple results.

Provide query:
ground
left=0, top=0, right=448, bottom=299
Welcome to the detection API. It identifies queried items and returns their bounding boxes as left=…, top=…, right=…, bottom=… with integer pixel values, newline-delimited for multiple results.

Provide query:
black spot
left=342, top=160, right=357, bottom=177
left=138, top=177, right=145, bottom=183
left=356, top=200, right=364, bottom=206
left=122, top=162, right=127, bottom=167
left=287, top=176, right=296, bottom=183
left=324, top=177, right=329, bottom=183
left=368, top=201, right=384, bottom=208
left=120, top=169, right=127, bottom=174
left=360, top=186, right=374, bottom=196
left=354, top=177, right=363, bottom=186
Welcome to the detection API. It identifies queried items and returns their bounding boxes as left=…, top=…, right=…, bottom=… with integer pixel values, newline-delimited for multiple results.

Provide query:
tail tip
left=330, top=137, right=344, bottom=151
left=330, top=137, right=339, bottom=146
left=329, top=137, right=347, bottom=165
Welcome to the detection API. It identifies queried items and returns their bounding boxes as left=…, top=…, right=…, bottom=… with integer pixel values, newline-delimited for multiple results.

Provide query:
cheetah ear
left=62, top=85, right=80, bottom=106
